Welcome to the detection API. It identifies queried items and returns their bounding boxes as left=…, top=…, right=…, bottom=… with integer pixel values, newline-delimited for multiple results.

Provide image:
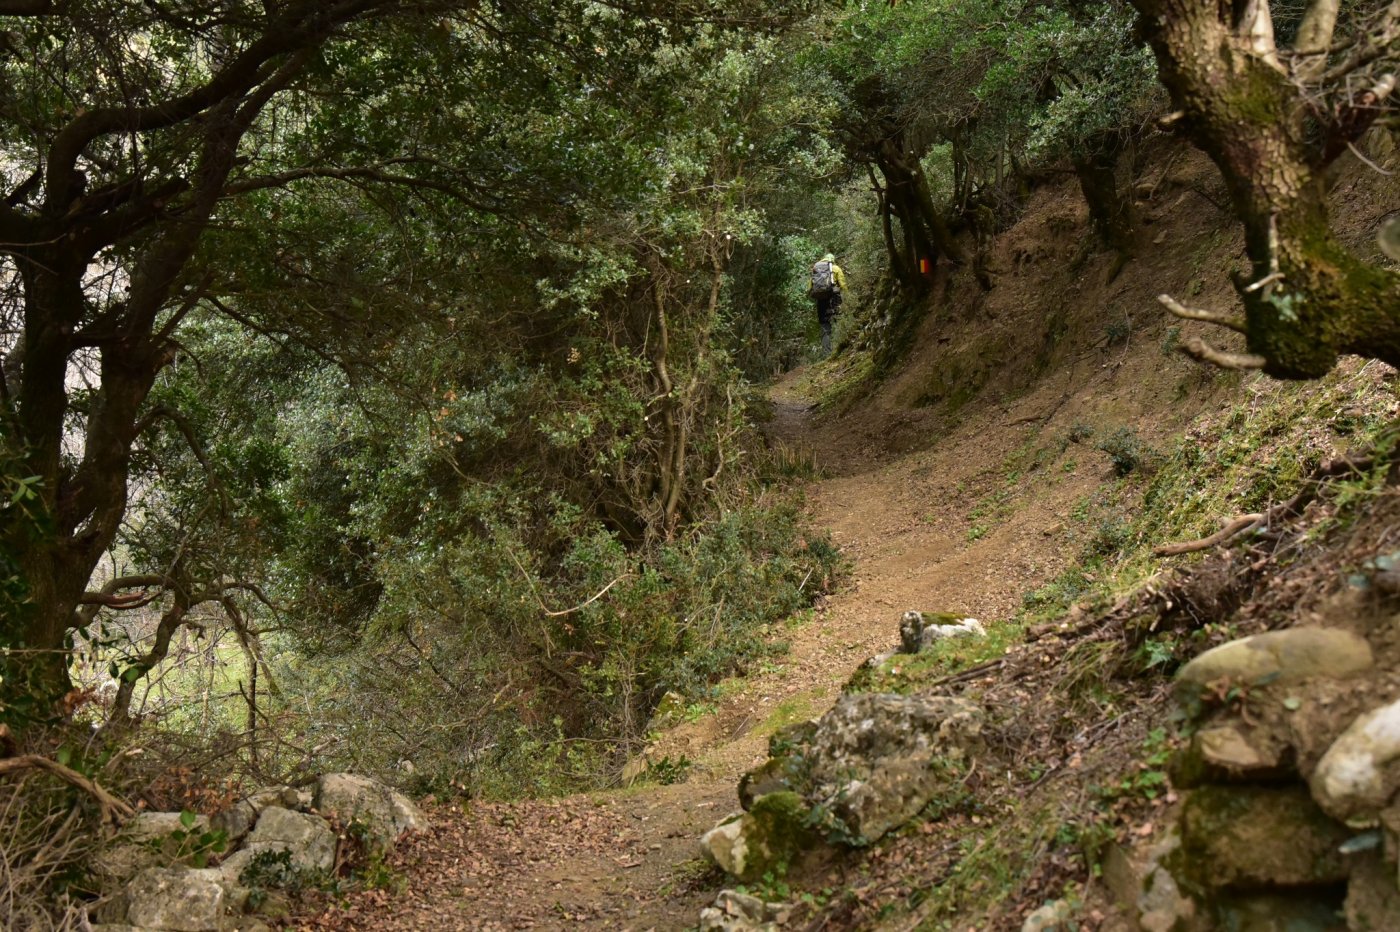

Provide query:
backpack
left=809, top=261, right=835, bottom=298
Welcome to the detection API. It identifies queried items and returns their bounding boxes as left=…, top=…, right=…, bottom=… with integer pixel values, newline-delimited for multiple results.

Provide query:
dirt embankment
left=300, top=140, right=1400, bottom=930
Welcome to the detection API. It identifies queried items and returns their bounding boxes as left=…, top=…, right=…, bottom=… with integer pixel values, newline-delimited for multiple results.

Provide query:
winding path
left=304, top=363, right=1096, bottom=930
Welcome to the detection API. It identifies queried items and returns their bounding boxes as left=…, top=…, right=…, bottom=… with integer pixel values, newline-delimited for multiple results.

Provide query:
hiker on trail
left=809, top=252, right=848, bottom=357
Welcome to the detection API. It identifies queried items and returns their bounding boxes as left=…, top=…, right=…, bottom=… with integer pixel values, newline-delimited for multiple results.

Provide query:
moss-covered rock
left=1175, top=786, right=1351, bottom=892
left=699, top=792, right=821, bottom=883
left=1174, top=629, right=1374, bottom=711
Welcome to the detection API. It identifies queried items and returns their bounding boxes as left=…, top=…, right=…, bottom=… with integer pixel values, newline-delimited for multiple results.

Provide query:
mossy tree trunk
left=1131, top=0, right=1400, bottom=379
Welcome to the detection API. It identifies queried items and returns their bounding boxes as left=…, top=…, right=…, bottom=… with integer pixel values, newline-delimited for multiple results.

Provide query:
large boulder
left=801, top=693, right=983, bottom=843
left=1310, top=697, right=1400, bottom=823
left=1174, top=628, right=1373, bottom=707
left=313, top=773, right=424, bottom=851
left=124, top=867, right=226, bottom=931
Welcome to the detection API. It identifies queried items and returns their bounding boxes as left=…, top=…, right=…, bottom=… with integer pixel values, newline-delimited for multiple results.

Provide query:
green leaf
left=180, top=810, right=197, bottom=829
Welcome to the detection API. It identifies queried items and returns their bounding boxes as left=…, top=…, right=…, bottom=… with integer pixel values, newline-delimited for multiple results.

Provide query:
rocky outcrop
left=801, top=693, right=983, bottom=843
left=97, top=773, right=421, bottom=931
left=1112, top=622, right=1400, bottom=931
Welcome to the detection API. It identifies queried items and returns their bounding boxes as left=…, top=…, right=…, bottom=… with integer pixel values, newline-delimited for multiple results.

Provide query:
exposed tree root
left=1155, top=454, right=1380, bottom=557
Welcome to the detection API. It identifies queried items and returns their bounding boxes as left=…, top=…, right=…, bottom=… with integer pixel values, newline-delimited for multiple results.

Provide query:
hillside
left=286, top=141, right=1400, bottom=930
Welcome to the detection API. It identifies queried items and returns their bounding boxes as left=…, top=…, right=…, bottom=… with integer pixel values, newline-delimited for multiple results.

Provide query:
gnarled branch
left=1179, top=335, right=1267, bottom=369
left=1157, top=293, right=1249, bottom=333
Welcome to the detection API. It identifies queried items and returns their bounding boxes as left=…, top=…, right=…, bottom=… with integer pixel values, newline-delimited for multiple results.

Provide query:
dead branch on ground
left=0, top=756, right=134, bottom=828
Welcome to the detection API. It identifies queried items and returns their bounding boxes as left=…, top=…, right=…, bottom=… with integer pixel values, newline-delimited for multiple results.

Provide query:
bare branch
left=1236, top=0, right=1283, bottom=71
left=1157, top=294, right=1249, bottom=333
left=1322, top=3, right=1400, bottom=83
left=0, top=756, right=134, bottom=828
left=1293, top=0, right=1341, bottom=81
left=1154, top=514, right=1265, bottom=556
left=222, top=164, right=501, bottom=213
left=44, top=0, right=395, bottom=209
left=1180, top=335, right=1268, bottom=369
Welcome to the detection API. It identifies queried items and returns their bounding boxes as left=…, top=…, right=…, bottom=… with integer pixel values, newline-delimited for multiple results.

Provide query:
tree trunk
left=1073, top=130, right=1135, bottom=257
left=1132, top=0, right=1400, bottom=378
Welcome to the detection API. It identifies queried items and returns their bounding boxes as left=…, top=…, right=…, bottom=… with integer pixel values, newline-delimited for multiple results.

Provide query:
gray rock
left=738, top=757, right=794, bottom=811
left=921, top=617, right=985, bottom=645
left=218, top=843, right=292, bottom=889
left=803, top=693, right=983, bottom=843
left=94, top=812, right=215, bottom=885
left=313, top=773, right=424, bottom=851
left=1102, top=832, right=1199, bottom=932
left=898, top=611, right=985, bottom=655
left=1310, top=697, right=1400, bottom=822
left=1175, top=628, right=1373, bottom=704
left=211, top=801, right=258, bottom=846
left=1021, top=898, right=1073, bottom=932
left=699, top=817, right=747, bottom=878
left=245, top=786, right=301, bottom=812
left=242, top=806, right=336, bottom=871
left=698, top=792, right=818, bottom=883
left=699, top=888, right=791, bottom=930
left=125, top=867, right=224, bottom=930
left=649, top=690, right=689, bottom=729
left=124, top=811, right=212, bottom=841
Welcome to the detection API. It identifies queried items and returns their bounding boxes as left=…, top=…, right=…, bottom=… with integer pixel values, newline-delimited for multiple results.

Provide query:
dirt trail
left=307, top=361, right=1109, bottom=931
